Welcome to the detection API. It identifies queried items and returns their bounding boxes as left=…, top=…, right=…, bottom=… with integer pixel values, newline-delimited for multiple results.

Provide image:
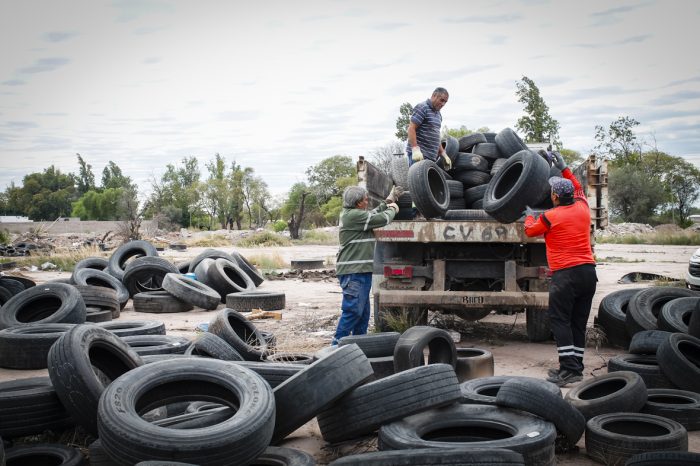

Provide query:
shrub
left=237, top=231, right=291, bottom=248
left=272, top=220, right=287, bottom=233
left=293, top=230, right=338, bottom=245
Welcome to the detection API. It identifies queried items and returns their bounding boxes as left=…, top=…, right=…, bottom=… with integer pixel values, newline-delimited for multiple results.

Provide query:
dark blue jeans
left=332, top=272, right=372, bottom=345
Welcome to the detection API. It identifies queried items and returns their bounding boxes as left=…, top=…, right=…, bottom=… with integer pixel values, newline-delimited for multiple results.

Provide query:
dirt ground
left=1, top=242, right=698, bottom=464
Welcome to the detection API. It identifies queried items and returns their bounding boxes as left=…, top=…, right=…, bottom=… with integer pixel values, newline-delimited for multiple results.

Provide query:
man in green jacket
left=332, top=185, right=402, bottom=344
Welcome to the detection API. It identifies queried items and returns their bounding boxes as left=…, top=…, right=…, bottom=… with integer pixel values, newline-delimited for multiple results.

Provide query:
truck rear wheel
left=526, top=308, right=551, bottom=342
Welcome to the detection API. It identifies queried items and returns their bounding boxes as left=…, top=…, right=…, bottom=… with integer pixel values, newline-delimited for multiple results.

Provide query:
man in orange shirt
left=524, top=151, right=597, bottom=387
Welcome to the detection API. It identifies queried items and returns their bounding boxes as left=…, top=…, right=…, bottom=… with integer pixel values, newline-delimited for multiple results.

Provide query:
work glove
left=537, top=149, right=553, bottom=165
left=523, top=205, right=537, bottom=219
left=387, top=202, right=399, bottom=213
left=552, top=151, right=567, bottom=171
left=441, top=153, right=452, bottom=170
left=411, top=146, right=424, bottom=162
left=385, top=185, right=405, bottom=203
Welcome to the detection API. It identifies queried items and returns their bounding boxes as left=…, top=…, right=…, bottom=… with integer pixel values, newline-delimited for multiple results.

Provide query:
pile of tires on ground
left=391, top=127, right=558, bottom=222
left=1, top=316, right=698, bottom=465
left=0, top=242, right=36, bottom=257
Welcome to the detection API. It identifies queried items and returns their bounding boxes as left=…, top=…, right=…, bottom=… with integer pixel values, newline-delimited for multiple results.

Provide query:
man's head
left=430, top=87, right=449, bottom=111
left=548, top=176, right=574, bottom=206
left=343, top=186, right=369, bottom=209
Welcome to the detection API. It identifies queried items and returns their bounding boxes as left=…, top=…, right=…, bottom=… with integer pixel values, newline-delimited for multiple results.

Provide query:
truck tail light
left=384, top=265, right=413, bottom=278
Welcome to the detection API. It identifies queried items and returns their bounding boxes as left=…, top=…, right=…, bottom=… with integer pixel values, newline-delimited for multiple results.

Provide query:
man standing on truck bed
left=332, top=185, right=402, bottom=345
left=406, top=87, right=452, bottom=169
left=523, top=151, right=597, bottom=387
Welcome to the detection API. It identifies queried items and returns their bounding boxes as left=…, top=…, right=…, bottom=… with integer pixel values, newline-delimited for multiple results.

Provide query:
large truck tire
left=108, top=240, right=158, bottom=281
left=407, top=160, right=449, bottom=219
left=526, top=308, right=551, bottom=342
left=483, top=149, right=550, bottom=224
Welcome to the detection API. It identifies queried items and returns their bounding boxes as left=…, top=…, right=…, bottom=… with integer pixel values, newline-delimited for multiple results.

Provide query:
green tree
left=101, top=161, right=134, bottom=190
left=445, top=125, right=491, bottom=139
left=559, top=148, right=584, bottom=167
left=241, top=170, right=270, bottom=229
left=76, top=153, right=96, bottom=195
left=14, top=166, right=76, bottom=220
left=515, top=76, right=561, bottom=148
left=594, top=116, right=642, bottom=166
left=72, top=188, right=124, bottom=220
left=395, top=102, right=413, bottom=141
left=640, top=151, right=700, bottom=226
left=282, top=182, right=318, bottom=239
left=306, top=155, right=355, bottom=204
left=608, top=164, right=665, bottom=222
left=147, top=157, right=201, bottom=227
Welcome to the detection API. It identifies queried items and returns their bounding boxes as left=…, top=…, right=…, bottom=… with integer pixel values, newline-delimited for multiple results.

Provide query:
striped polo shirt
left=406, top=99, right=443, bottom=161
left=336, top=202, right=396, bottom=275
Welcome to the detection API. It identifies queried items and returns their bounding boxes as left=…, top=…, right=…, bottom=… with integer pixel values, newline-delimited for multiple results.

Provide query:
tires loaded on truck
left=358, top=127, right=608, bottom=341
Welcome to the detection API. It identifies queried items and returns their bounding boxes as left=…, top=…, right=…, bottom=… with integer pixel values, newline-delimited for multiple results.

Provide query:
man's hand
left=441, top=153, right=452, bottom=170
left=552, top=151, right=567, bottom=171
left=537, top=149, right=553, bottom=165
left=411, top=146, right=424, bottom=162
left=385, top=185, right=405, bottom=203
left=523, top=206, right=537, bottom=219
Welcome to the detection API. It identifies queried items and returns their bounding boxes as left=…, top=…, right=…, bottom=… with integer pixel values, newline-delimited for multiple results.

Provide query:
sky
left=1, top=0, right=699, bottom=199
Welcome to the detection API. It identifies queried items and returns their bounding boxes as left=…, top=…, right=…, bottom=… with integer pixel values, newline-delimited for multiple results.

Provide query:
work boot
left=547, top=367, right=560, bottom=377
left=546, top=369, right=583, bottom=387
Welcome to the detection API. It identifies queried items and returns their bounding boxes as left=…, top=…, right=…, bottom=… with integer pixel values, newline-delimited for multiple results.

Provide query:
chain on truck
left=358, top=151, right=608, bottom=342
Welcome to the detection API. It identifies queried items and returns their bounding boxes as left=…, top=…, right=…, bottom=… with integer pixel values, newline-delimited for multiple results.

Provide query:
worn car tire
left=225, top=291, right=285, bottom=312
left=73, top=256, right=109, bottom=276
left=454, top=153, right=488, bottom=172
left=208, top=308, right=269, bottom=360
left=496, top=377, right=585, bottom=447
left=267, top=352, right=314, bottom=364
left=407, top=160, right=449, bottom=219
left=443, top=209, right=495, bottom=220
left=483, top=149, right=550, bottom=224
left=472, top=142, right=501, bottom=160
left=4, top=443, right=85, bottom=466
left=494, top=128, right=528, bottom=158
left=122, top=256, right=179, bottom=297
left=121, top=335, right=191, bottom=356
left=390, top=156, right=409, bottom=189
left=73, top=285, right=120, bottom=319
left=97, top=358, right=274, bottom=466
left=608, top=353, right=676, bottom=389
left=526, top=307, right=551, bottom=342
left=657, top=332, right=700, bottom=392
left=463, top=184, right=488, bottom=206
left=625, top=451, right=700, bottom=465
left=626, top=287, right=699, bottom=336
left=0, top=377, right=73, bottom=438
left=460, top=375, right=560, bottom=405
left=96, top=320, right=166, bottom=337
left=393, top=325, right=457, bottom=373
left=206, top=258, right=256, bottom=302
left=317, top=363, right=461, bottom=443
left=378, top=403, right=556, bottom=466
left=564, top=371, right=647, bottom=420
left=232, top=361, right=305, bottom=388
left=641, top=388, right=700, bottom=431
left=73, top=268, right=129, bottom=310
left=329, top=448, right=524, bottom=466
left=108, top=240, right=158, bottom=281
left=48, top=324, right=144, bottom=435
left=162, top=273, right=220, bottom=310
left=490, top=157, right=508, bottom=176
left=0, top=323, right=76, bottom=369
left=659, top=297, right=699, bottom=333
left=132, top=291, right=193, bottom=313
left=184, top=332, right=243, bottom=361
left=458, top=133, right=487, bottom=152
left=585, top=412, right=688, bottom=466
left=453, top=169, right=491, bottom=188
left=455, top=347, right=494, bottom=382
left=230, top=251, right=265, bottom=287
left=85, top=307, right=113, bottom=323
left=253, top=447, right=317, bottom=466
left=338, top=332, right=400, bottom=358
left=598, top=288, right=644, bottom=348
left=272, top=343, right=373, bottom=444
left=629, top=330, right=672, bottom=355
left=0, top=283, right=86, bottom=329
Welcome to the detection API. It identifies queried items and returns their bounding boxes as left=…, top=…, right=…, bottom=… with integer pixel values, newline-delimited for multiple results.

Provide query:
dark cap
left=548, top=176, right=574, bottom=197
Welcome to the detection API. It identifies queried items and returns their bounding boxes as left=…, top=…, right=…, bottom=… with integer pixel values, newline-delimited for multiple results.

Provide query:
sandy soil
left=1, top=242, right=698, bottom=464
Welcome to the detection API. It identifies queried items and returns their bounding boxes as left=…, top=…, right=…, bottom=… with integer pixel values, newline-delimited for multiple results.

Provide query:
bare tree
left=369, top=140, right=405, bottom=175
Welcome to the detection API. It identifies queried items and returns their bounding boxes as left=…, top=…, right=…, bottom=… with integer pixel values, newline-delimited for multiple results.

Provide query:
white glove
left=441, top=153, right=452, bottom=170
left=411, top=146, right=424, bottom=162
left=386, top=185, right=405, bottom=203
left=387, top=202, right=399, bottom=213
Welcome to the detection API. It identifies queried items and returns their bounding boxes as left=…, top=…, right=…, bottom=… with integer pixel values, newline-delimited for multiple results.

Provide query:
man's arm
left=407, top=122, right=419, bottom=149
left=561, top=168, right=586, bottom=202
left=524, top=213, right=549, bottom=237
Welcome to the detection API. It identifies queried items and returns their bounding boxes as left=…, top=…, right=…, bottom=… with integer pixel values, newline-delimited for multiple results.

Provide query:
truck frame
left=358, top=153, right=608, bottom=341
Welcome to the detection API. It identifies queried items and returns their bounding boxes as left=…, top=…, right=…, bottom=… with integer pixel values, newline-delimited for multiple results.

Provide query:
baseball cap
left=548, top=176, right=574, bottom=197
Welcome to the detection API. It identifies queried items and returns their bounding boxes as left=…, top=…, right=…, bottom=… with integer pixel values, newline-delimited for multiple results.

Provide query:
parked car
left=687, top=247, right=700, bottom=291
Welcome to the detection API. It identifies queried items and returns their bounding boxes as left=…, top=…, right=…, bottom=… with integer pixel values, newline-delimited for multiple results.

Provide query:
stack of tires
left=397, top=128, right=554, bottom=222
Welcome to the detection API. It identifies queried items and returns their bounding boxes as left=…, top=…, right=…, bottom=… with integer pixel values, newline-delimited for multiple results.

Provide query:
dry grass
left=184, top=234, right=232, bottom=247
left=292, top=230, right=339, bottom=245
left=237, top=231, right=292, bottom=248
left=7, top=245, right=107, bottom=272
left=597, top=231, right=700, bottom=245
left=246, top=252, right=287, bottom=271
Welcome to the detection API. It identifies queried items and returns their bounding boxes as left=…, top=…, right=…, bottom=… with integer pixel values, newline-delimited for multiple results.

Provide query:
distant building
left=0, top=216, right=32, bottom=223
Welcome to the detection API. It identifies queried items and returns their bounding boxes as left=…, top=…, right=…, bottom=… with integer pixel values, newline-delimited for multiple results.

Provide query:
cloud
left=664, top=75, right=700, bottom=88
left=366, top=21, right=409, bottom=31
left=111, top=0, right=175, bottom=22
left=4, top=121, right=39, bottom=130
left=588, top=2, right=654, bottom=27
left=2, top=79, right=25, bottom=86
left=42, top=31, right=78, bottom=42
left=217, top=111, right=260, bottom=121
left=19, top=57, right=70, bottom=74
left=489, top=35, right=508, bottom=46
left=142, top=57, right=161, bottom=65
left=443, top=14, right=522, bottom=24
left=570, top=34, right=652, bottom=49
left=649, top=90, right=700, bottom=106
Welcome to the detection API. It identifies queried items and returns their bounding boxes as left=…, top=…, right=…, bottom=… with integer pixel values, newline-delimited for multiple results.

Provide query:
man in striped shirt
left=406, top=87, right=451, bottom=168
left=332, top=185, right=401, bottom=344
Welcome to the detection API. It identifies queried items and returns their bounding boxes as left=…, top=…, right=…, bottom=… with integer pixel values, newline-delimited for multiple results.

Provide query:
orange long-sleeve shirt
left=524, top=168, right=595, bottom=272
